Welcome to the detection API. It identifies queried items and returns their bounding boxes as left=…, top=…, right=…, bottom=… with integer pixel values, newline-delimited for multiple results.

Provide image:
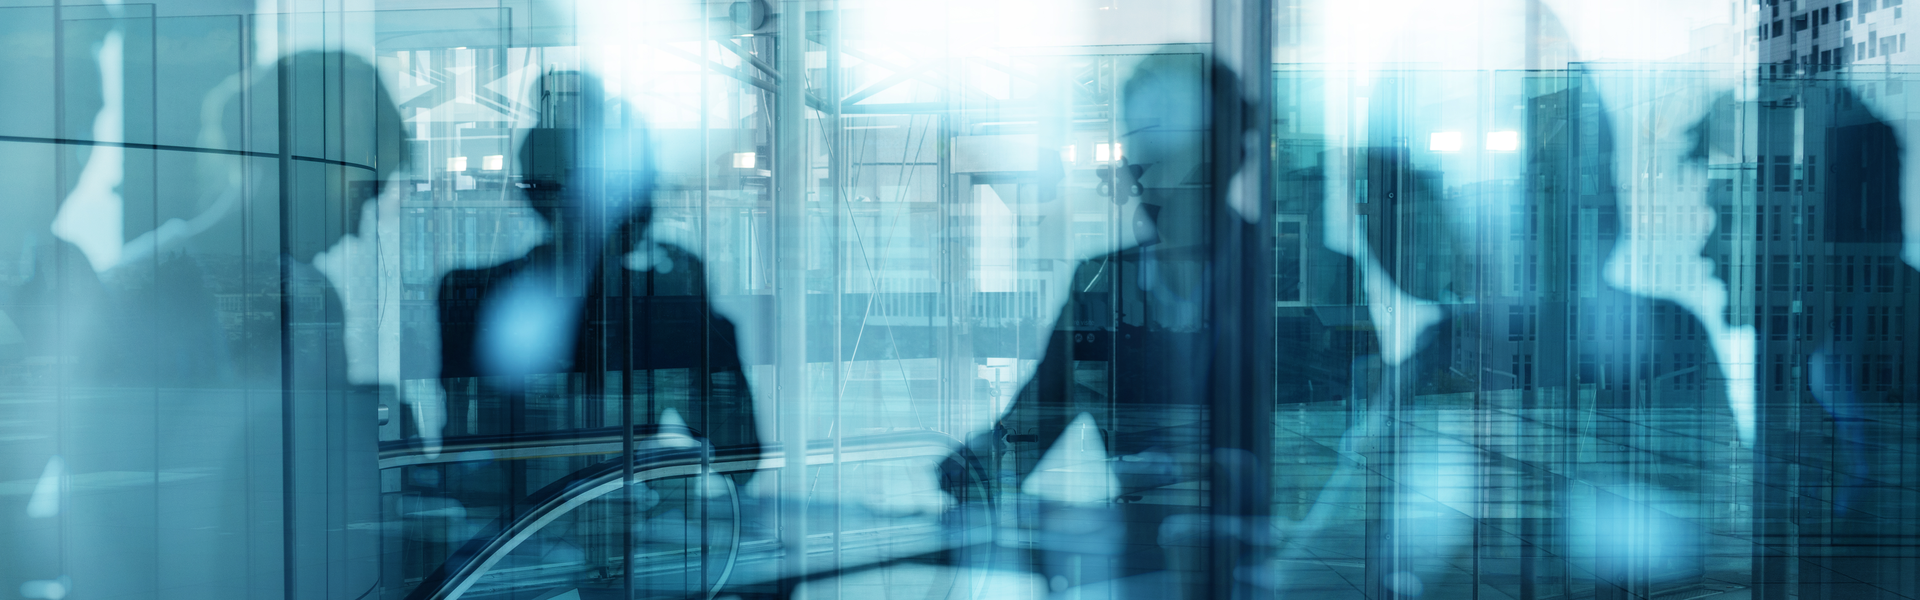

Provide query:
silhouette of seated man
left=967, top=53, right=1290, bottom=594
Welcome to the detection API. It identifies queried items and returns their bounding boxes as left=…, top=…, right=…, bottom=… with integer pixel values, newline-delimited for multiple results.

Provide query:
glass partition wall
left=4, top=1, right=1920, bottom=599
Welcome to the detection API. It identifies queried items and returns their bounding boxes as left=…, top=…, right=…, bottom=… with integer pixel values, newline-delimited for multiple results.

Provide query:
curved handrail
left=407, top=430, right=989, bottom=600
left=707, top=473, right=742, bottom=600
left=378, top=423, right=703, bottom=469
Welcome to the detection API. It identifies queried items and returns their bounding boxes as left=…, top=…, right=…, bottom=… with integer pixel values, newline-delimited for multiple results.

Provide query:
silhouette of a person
left=433, top=70, right=761, bottom=455
left=266, top=50, right=411, bottom=600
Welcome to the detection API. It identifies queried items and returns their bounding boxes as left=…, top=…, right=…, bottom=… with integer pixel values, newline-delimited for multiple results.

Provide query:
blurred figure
left=6, top=44, right=402, bottom=600
left=433, top=69, right=761, bottom=464
left=416, top=69, right=763, bottom=598
left=1303, top=1, right=1741, bottom=597
left=1757, top=82, right=1909, bottom=598
left=269, top=50, right=413, bottom=600
left=1807, top=87, right=1901, bottom=515
left=967, top=50, right=1271, bottom=598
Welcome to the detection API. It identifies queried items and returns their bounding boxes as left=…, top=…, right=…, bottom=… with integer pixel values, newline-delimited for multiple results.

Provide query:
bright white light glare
left=447, top=156, right=468, bottom=172
left=732, top=152, right=756, bottom=169
left=1062, top=145, right=1076, bottom=163
left=481, top=155, right=504, bottom=171
left=1096, top=143, right=1122, bottom=162
left=19, top=578, right=67, bottom=600
left=1429, top=132, right=1462, bottom=152
left=1022, top=412, right=1118, bottom=503
left=480, top=274, right=581, bottom=379
left=1385, top=572, right=1425, bottom=598
left=643, top=408, right=699, bottom=449
left=1486, top=131, right=1519, bottom=152
left=26, top=456, right=61, bottom=518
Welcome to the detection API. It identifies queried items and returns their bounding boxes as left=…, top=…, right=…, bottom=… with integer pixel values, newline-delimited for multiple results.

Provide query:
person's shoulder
left=280, top=254, right=327, bottom=286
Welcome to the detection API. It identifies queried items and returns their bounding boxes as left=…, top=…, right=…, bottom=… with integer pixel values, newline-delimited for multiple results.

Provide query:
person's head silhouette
left=473, top=69, right=658, bottom=383
left=515, top=69, right=656, bottom=252
left=239, top=51, right=410, bottom=265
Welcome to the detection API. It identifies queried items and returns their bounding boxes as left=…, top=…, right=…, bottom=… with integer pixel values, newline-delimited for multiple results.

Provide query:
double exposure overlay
left=3, top=0, right=1919, bottom=598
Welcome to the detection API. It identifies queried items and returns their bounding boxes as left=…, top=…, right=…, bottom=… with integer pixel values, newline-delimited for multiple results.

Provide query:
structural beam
left=1206, top=0, right=1276, bottom=597
left=774, top=0, right=812, bottom=593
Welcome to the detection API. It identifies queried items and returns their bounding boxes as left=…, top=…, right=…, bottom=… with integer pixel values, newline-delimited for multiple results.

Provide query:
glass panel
left=6, top=1, right=1920, bottom=600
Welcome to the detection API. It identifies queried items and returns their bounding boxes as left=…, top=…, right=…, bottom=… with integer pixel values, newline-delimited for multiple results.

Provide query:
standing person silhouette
left=1319, top=3, right=1743, bottom=596
left=957, top=50, right=1281, bottom=597
left=261, top=50, right=411, bottom=600
left=433, top=69, right=762, bottom=467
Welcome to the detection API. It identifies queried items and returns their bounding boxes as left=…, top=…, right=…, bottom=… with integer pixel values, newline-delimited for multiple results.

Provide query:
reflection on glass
left=4, top=1, right=1920, bottom=599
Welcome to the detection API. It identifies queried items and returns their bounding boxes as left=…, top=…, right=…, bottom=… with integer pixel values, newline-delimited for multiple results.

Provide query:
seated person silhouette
left=434, top=70, right=761, bottom=458
left=963, top=53, right=1301, bottom=596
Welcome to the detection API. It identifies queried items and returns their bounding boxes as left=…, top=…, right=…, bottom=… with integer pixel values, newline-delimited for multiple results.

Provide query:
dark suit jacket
left=435, top=242, right=761, bottom=455
left=988, top=246, right=1730, bottom=489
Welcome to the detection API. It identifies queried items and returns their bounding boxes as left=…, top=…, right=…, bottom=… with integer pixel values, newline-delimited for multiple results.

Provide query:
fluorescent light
left=732, top=152, right=756, bottom=169
left=1096, top=142, right=1122, bottom=162
left=482, top=155, right=505, bottom=171
left=1428, top=132, right=1461, bottom=153
left=447, top=156, right=468, bottom=172
left=1485, top=131, right=1519, bottom=152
